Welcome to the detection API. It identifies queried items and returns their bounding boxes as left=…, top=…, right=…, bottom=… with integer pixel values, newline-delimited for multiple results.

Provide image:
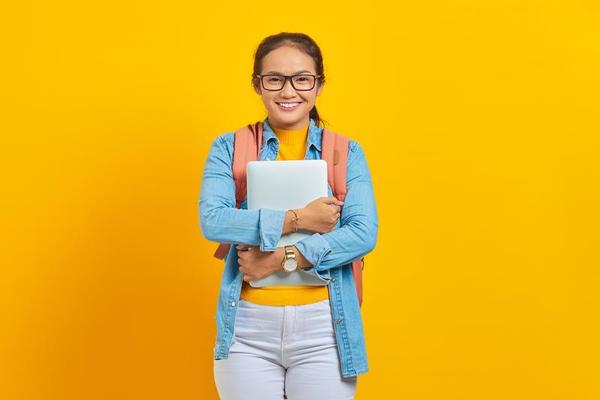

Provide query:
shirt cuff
left=301, top=265, right=332, bottom=283
left=294, top=233, right=332, bottom=279
left=258, top=208, right=286, bottom=251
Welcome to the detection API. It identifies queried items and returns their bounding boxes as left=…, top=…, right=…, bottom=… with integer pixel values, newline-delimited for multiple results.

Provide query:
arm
left=199, top=134, right=295, bottom=252
left=293, top=140, right=379, bottom=279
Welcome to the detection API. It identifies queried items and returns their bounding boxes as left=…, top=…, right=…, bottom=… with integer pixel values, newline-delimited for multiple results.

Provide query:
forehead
left=261, top=45, right=316, bottom=74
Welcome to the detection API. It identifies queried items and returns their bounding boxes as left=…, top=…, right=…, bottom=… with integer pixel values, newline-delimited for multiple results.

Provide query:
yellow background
left=1, top=1, right=599, bottom=399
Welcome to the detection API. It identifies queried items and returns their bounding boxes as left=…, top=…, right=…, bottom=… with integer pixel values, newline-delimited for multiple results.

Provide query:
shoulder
left=337, top=134, right=363, bottom=157
left=321, top=129, right=366, bottom=169
left=323, top=128, right=360, bottom=153
left=208, top=132, right=235, bottom=159
left=347, top=139, right=367, bottom=169
left=333, top=134, right=367, bottom=173
left=323, top=131, right=366, bottom=173
left=212, top=132, right=235, bottom=146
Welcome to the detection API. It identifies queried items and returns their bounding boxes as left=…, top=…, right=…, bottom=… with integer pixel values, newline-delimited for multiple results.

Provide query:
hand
left=299, top=196, right=344, bottom=234
left=236, top=244, right=282, bottom=283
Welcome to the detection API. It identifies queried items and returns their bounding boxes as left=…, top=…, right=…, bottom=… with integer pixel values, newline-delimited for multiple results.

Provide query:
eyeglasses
left=255, top=73, right=321, bottom=91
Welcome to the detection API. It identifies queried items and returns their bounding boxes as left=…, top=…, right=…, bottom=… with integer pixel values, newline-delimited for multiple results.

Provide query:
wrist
left=293, top=208, right=305, bottom=231
left=292, top=245, right=312, bottom=270
left=274, top=245, right=311, bottom=271
left=274, top=247, right=286, bottom=271
left=282, top=211, right=293, bottom=235
left=283, top=208, right=302, bottom=234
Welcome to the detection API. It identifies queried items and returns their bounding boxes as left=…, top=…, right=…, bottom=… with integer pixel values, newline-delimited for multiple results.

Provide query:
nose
left=281, top=78, right=297, bottom=97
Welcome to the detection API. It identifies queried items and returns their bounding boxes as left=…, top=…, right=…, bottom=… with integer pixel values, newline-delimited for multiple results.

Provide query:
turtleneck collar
left=262, top=117, right=323, bottom=152
left=271, top=122, right=309, bottom=146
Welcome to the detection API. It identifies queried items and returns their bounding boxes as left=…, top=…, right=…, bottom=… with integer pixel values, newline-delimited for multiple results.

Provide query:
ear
left=316, top=83, right=324, bottom=96
left=252, top=77, right=262, bottom=95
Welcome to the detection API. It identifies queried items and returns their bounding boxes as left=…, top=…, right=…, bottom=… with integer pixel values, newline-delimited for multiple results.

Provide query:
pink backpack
left=212, top=121, right=365, bottom=307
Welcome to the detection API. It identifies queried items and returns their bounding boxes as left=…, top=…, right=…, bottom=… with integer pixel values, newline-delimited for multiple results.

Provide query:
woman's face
left=254, top=45, right=323, bottom=130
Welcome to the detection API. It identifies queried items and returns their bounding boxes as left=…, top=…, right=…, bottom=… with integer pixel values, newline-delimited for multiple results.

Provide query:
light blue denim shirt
left=198, top=117, right=379, bottom=378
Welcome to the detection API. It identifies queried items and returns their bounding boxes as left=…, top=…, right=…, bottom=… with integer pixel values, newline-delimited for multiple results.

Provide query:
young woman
left=199, top=32, right=378, bottom=400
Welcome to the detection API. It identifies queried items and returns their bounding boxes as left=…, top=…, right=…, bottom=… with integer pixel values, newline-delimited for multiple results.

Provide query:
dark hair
left=251, top=32, right=328, bottom=128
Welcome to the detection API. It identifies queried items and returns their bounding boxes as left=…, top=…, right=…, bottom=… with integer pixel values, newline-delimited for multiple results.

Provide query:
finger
left=322, top=196, right=342, bottom=204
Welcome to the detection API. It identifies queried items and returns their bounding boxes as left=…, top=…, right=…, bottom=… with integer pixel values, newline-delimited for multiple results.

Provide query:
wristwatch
left=281, top=245, right=298, bottom=272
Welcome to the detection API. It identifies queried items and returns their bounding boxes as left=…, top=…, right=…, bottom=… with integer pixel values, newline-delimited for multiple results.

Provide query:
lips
left=276, top=101, right=302, bottom=111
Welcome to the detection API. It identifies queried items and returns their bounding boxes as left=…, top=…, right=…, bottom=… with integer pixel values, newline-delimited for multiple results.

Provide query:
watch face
left=283, top=258, right=298, bottom=271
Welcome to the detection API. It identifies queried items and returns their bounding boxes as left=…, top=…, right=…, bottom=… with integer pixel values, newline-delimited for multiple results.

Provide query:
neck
left=268, top=116, right=310, bottom=131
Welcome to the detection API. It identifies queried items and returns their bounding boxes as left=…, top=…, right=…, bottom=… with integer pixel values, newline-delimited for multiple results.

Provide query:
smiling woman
left=200, top=31, right=379, bottom=400
left=251, top=38, right=326, bottom=131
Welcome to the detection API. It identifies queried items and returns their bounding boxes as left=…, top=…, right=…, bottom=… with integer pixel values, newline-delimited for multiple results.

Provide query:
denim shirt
left=198, top=117, right=379, bottom=378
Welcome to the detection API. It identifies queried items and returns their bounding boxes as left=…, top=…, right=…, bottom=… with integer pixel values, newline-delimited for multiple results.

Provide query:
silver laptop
left=246, top=159, right=329, bottom=287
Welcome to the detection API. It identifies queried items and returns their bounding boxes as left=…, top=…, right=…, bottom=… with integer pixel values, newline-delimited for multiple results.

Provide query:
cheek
left=304, top=98, right=316, bottom=109
left=262, top=96, right=277, bottom=109
left=260, top=92, right=275, bottom=102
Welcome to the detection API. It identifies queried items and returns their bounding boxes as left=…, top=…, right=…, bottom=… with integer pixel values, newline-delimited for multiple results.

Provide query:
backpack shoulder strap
left=232, top=121, right=263, bottom=207
left=322, top=128, right=365, bottom=308
left=213, top=121, right=263, bottom=260
left=321, top=128, right=349, bottom=202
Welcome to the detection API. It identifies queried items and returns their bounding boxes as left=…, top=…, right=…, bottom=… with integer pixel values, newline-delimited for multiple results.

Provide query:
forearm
left=294, top=246, right=312, bottom=269
left=199, top=134, right=289, bottom=252
left=295, top=219, right=377, bottom=272
left=292, top=140, right=378, bottom=274
left=199, top=205, right=286, bottom=252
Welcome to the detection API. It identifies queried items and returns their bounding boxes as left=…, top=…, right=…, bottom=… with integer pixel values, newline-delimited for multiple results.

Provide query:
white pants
left=213, top=298, right=358, bottom=400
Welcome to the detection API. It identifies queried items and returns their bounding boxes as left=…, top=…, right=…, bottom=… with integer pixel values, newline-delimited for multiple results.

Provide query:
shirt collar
left=262, top=116, right=322, bottom=152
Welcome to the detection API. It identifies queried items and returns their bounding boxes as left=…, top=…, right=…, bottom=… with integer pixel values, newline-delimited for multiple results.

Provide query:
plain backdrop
left=1, top=1, right=599, bottom=399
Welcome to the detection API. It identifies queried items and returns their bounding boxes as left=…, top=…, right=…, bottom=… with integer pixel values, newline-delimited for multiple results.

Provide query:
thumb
left=322, top=196, right=344, bottom=205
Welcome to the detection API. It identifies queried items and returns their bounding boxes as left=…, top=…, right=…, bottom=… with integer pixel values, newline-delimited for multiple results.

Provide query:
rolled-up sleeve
left=199, top=134, right=286, bottom=251
left=294, top=140, right=378, bottom=272
left=258, top=208, right=287, bottom=251
left=294, top=233, right=333, bottom=282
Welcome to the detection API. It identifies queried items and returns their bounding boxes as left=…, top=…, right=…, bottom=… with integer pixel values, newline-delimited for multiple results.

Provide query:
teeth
left=278, top=102, right=300, bottom=108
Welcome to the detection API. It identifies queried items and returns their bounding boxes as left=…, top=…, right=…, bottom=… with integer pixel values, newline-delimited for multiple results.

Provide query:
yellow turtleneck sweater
left=239, top=121, right=330, bottom=306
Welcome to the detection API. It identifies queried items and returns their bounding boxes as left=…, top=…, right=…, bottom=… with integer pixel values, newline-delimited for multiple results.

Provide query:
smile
left=276, top=102, right=302, bottom=111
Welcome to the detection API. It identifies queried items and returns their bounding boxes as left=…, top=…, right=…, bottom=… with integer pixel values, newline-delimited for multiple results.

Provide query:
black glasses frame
left=255, top=73, right=322, bottom=91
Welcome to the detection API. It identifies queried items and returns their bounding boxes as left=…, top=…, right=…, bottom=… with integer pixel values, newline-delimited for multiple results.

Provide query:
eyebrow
left=264, top=70, right=313, bottom=74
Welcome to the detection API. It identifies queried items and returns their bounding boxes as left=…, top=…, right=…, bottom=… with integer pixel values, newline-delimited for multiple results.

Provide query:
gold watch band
left=281, top=245, right=297, bottom=270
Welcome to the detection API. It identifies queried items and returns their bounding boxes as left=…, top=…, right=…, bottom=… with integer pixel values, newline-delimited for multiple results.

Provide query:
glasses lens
left=262, top=75, right=285, bottom=90
left=292, top=75, right=315, bottom=90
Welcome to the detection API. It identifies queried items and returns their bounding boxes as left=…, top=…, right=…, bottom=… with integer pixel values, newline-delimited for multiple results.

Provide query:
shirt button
left=231, top=301, right=236, bottom=307
left=331, top=278, right=336, bottom=282
left=336, top=319, right=342, bottom=325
